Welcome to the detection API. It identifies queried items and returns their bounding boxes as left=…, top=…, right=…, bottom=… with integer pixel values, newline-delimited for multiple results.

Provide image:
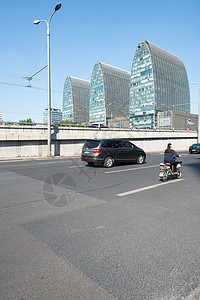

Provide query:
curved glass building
left=90, top=62, right=130, bottom=125
left=130, top=40, right=190, bottom=129
left=62, top=76, right=90, bottom=123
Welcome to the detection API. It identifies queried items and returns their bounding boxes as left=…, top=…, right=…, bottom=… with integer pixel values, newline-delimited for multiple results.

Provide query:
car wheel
left=137, top=154, right=145, bottom=164
left=103, top=156, right=114, bottom=168
left=87, top=162, right=94, bottom=167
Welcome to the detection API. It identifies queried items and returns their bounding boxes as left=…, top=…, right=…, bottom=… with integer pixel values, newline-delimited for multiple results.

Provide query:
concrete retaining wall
left=0, top=125, right=197, bottom=159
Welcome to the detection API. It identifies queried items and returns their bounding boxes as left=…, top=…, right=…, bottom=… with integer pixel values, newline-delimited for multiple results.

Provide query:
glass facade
left=62, top=77, right=90, bottom=123
left=130, top=40, right=190, bottom=129
left=43, top=108, right=62, bottom=125
left=90, top=62, right=130, bottom=124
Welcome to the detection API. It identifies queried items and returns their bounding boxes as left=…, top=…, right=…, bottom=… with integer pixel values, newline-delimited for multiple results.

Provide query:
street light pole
left=34, top=3, right=62, bottom=157
left=191, top=82, right=200, bottom=143
left=198, top=88, right=200, bottom=143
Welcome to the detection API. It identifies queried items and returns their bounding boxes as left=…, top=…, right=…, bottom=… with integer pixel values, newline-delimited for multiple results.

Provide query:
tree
left=18, top=118, right=35, bottom=125
left=58, top=120, right=73, bottom=126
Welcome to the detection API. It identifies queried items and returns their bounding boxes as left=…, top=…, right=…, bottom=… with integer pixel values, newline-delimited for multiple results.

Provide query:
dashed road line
left=69, top=165, right=82, bottom=168
left=117, top=179, right=184, bottom=197
left=105, top=164, right=158, bottom=174
left=39, top=160, right=72, bottom=165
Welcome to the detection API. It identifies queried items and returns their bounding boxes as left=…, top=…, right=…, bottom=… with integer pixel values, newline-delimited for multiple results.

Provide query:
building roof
left=97, top=62, right=130, bottom=80
left=66, top=76, right=90, bottom=89
left=143, top=40, right=184, bottom=68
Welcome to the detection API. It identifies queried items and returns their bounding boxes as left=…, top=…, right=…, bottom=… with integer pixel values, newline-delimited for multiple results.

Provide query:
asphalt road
left=0, top=152, right=200, bottom=300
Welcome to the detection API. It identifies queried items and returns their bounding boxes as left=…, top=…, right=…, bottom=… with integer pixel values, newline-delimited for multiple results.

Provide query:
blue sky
left=0, top=0, right=199, bottom=123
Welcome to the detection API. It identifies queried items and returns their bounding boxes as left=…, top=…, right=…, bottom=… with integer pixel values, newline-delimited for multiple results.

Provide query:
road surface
left=1, top=152, right=200, bottom=299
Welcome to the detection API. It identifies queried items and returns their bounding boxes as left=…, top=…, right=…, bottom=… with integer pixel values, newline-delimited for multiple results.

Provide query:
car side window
left=103, top=140, right=113, bottom=148
left=113, top=141, right=120, bottom=148
left=103, top=140, right=120, bottom=148
left=118, top=141, right=124, bottom=148
left=123, top=141, right=134, bottom=149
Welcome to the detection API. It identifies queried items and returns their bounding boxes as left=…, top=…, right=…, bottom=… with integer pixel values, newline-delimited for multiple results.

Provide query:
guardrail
left=0, top=121, right=197, bottom=131
left=0, top=124, right=197, bottom=159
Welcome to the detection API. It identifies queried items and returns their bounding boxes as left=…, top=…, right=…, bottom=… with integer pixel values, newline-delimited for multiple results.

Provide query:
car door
left=119, top=141, right=137, bottom=162
left=114, top=140, right=132, bottom=162
left=102, top=140, right=116, bottom=158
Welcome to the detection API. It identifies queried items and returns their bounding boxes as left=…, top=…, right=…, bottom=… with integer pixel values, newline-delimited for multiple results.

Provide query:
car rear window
left=84, top=140, right=100, bottom=148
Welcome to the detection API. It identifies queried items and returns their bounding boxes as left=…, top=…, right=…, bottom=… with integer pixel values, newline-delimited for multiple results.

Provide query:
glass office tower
left=90, top=62, right=130, bottom=124
left=130, top=40, right=190, bottom=129
left=62, top=76, right=90, bottom=123
left=43, top=108, right=62, bottom=125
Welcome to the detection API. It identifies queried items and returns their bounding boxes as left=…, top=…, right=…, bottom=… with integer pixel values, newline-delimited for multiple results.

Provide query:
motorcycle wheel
left=176, top=170, right=182, bottom=179
left=162, top=171, right=168, bottom=182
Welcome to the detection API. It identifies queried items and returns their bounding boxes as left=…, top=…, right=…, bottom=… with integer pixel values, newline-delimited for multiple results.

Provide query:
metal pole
left=34, top=3, right=61, bottom=158
left=198, top=88, right=200, bottom=143
left=47, top=23, right=51, bottom=157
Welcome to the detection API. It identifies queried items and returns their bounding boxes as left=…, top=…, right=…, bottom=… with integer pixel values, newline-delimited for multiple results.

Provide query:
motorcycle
left=159, top=160, right=182, bottom=182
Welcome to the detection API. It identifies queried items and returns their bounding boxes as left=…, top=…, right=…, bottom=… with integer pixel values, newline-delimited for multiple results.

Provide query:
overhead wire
left=0, top=81, right=62, bottom=93
left=28, top=46, right=47, bottom=77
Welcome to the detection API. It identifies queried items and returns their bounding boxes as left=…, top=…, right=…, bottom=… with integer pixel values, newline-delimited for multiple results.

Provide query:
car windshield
left=84, top=140, right=100, bottom=148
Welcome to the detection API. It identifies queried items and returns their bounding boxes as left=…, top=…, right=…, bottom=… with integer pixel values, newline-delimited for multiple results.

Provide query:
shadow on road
left=184, top=156, right=200, bottom=175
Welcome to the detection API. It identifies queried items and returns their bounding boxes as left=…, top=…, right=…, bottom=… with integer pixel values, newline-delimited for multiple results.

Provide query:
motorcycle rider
left=164, top=143, right=180, bottom=172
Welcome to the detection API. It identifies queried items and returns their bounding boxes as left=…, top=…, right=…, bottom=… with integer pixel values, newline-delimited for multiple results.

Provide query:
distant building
left=130, top=40, right=190, bottom=129
left=107, top=116, right=130, bottom=128
left=62, top=76, right=90, bottom=123
left=90, top=62, right=130, bottom=125
left=0, top=113, right=2, bottom=123
left=43, top=108, right=62, bottom=125
left=157, top=110, right=198, bottom=130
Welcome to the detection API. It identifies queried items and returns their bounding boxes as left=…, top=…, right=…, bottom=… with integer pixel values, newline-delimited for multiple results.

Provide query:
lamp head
left=55, top=3, right=62, bottom=11
left=33, top=20, right=40, bottom=25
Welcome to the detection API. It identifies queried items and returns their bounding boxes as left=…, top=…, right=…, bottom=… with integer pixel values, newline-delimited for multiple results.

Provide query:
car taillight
left=197, top=146, right=200, bottom=149
left=189, top=146, right=192, bottom=148
left=92, top=148, right=102, bottom=153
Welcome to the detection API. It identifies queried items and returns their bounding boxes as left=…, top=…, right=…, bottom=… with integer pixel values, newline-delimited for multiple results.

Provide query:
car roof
left=85, top=138, right=132, bottom=142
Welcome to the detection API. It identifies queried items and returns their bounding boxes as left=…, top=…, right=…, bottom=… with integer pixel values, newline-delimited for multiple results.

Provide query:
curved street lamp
left=34, top=3, right=62, bottom=157
left=191, top=82, right=200, bottom=143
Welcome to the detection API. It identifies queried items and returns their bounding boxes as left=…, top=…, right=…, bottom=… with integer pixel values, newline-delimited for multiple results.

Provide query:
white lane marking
left=39, top=160, right=73, bottom=165
left=117, top=179, right=184, bottom=197
left=0, top=175, right=25, bottom=180
left=0, top=158, right=78, bottom=164
left=0, top=159, right=32, bottom=163
left=159, top=153, right=188, bottom=156
left=105, top=164, right=158, bottom=174
left=69, top=165, right=82, bottom=168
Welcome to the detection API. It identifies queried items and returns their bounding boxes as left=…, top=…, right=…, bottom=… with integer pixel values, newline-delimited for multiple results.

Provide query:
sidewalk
left=0, top=155, right=79, bottom=162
